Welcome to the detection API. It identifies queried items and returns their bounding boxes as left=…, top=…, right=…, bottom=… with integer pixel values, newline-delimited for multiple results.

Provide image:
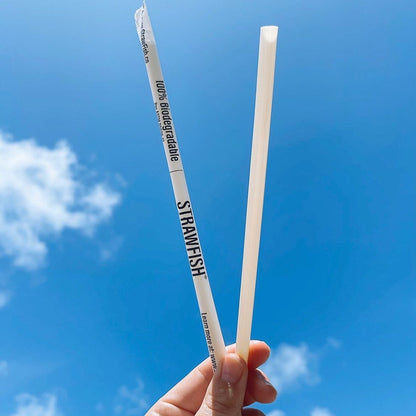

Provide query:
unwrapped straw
left=236, top=26, right=278, bottom=362
left=135, top=2, right=226, bottom=371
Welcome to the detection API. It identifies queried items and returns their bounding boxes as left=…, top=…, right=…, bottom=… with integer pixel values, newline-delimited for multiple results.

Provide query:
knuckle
left=203, top=385, right=239, bottom=415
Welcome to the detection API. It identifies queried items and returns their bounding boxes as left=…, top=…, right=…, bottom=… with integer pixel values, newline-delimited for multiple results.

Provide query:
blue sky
left=0, top=0, right=415, bottom=415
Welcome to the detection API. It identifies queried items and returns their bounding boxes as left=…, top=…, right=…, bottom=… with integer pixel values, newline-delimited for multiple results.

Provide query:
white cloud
left=114, top=378, right=148, bottom=415
left=262, top=342, right=320, bottom=392
left=0, top=290, right=12, bottom=308
left=0, top=360, right=8, bottom=376
left=0, top=131, right=121, bottom=270
left=268, top=410, right=286, bottom=416
left=10, top=393, right=62, bottom=416
left=311, top=406, right=334, bottom=416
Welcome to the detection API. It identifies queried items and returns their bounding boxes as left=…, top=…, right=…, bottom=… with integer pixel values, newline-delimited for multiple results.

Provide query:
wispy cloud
left=311, top=406, right=335, bottom=416
left=268, top=410, right=286, bottom=416
left=0, top=290, right=12, bottom=308
left=9, top=393, right=62, bottom=416
left=100, top=236, right=123, bottom=262
left=262, top=342, right=320, bottom=392
left=0, top=131, right=121, bottom=270
left=95, top=402, right=105, bottom=412
left=326, top=337, right=342, bottom=349
left=114, top=378, right=148, bottom=415
left=0, top=360, right=8, bottom=376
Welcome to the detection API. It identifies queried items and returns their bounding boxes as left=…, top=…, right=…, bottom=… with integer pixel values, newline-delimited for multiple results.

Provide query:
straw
left=236, top=26, right=278, bottom=362
left=135, top=2, right=226, bottom=371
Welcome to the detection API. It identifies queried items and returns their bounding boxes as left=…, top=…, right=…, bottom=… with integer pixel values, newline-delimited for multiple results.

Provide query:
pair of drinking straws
left=136, top=1, right=278, bottom=371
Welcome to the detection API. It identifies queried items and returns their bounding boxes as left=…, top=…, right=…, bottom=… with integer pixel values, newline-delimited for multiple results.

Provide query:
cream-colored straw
left=236, top=26, right=278, bottom=362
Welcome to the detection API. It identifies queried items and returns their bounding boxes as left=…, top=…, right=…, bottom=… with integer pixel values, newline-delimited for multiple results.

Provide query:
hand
left=146, top=341, right=277, bottom=416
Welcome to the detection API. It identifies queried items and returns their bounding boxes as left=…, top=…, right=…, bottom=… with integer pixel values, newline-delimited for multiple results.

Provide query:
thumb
left=197, top=353, right=247, bottom=416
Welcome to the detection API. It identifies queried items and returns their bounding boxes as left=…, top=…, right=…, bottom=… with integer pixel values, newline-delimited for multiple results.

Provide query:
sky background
left=0, top=0, right=415, bottom=415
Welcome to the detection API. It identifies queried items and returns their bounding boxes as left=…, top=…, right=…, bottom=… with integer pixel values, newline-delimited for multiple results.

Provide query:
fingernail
left=221, top=354, right=244, bottom=384
left=257, top=370, right=273, bottom=386
left=257, top=371, right=278, bottom=397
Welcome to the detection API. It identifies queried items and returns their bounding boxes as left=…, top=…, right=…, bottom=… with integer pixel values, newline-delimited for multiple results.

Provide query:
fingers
left=153, top=362, right=212, bottom=415
left=227, top=341, right=271, bottom=370
left=242, top=408, right=266, bottom=416
left=244, top=368, right=277, bottom=406
left=150, top=341, right=275, bottom=416
left=196, top=353, right=248, bottom=416
left=196, top=340, right=270, bottom=379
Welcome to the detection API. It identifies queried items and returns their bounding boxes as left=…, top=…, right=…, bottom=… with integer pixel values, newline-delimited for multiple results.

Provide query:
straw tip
left=134, top=7, right=143, bottom=21
left=135, top=1, right=146, bottom=21
left=261, top=26, right=278, bottom=42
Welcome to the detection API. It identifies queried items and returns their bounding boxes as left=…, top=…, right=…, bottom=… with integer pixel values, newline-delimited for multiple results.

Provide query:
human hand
left=146, top=341, right=277, bottom=416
